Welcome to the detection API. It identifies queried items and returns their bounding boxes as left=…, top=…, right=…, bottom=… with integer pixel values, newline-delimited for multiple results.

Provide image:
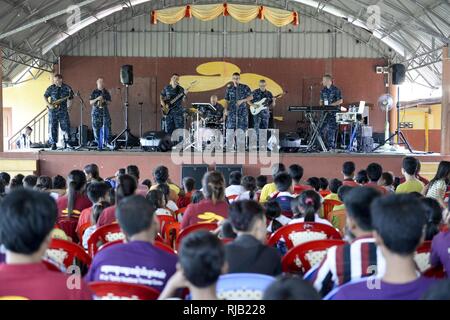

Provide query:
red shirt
left=342, top=179, right=359, bottom=187
left=177, top=191, right=194, bottom=209
left=97, top=205, right=117, bottom=227
left=0, top=262, right=93, bottom=300
left=366, top=182, right=388, bottom=195
left=293, top=184, right=313, bottom=195
left=56, top=193, right=92, bottom=217
left=181, top=199, right=229, bottom=229
left=76, top=207, right=93, bottom=234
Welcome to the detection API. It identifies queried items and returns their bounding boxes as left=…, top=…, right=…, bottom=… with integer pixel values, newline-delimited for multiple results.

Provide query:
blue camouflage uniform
left=90, top=88, right=112, bottom=145
left=225, top=83, right=252, bottom=130
left=199, top=103, right=224, bottom=122
left=161, top=84, right=185, bottom=135
left=320, top=85, right=343, bottom=150
left=44, top=83, right=74, bottom=145
left=251, top=88, right=273, bottom=134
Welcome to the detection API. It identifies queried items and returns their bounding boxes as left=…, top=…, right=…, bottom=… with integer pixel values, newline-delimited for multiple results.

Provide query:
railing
left=8, top=108, right=49, bottom=150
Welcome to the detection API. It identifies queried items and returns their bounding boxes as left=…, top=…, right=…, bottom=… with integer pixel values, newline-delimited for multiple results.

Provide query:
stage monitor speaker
left=182, top=165, right=209, bottom=190
left=120, top=65, right=133, bottom=86
left=215, top=165, right=243, bottom=186
left=140, top=131, right=172, bottom=152
left=280, top=132, right=302, bottom=153
left=392, top=64, right=406, bottom=85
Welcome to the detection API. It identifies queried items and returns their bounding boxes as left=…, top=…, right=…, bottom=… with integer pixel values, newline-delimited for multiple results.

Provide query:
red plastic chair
left=176, top=223, right=218, bottom=249
left=77, top=222, right=92, bottom=242
left=227, top=194, right=239, bottom=203
left=56, top=216, right=80, bottom=243
left=162, top=221, right=181, bottom=248
left=87, top=223, right=125, bottom=257
left=323, top=199, right=342, bottom=220
left=89, top=282, right=160, bottom=300
left=282, top=239, right=346, bottom=274
left=267, top=222, right=342, bottom=250
left=46, top=239, right=92, bottom=274
left=42, top=258, right=63, bottom=272
left=423, top=266, right=447, bottom=279
left=414, top=241, right=433, bottom=273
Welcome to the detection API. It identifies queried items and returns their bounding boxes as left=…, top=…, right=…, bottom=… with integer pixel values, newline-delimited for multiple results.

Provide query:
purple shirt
left=431, top=231, right=450, bottom=274
left=85, top=241, right=177, bottom=292
left=329, top=276, right=437, bottom=300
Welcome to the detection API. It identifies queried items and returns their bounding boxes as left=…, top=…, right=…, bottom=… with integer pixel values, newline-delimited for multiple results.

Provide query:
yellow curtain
left=264, top=7, right=297, bottom=27
left=191, top=4, right=224, bottom=21
left=151, top=4, right=298, bottom=27
left=226, top=4, right=260, bottom=23
left=153, top=6, right=186, bottom=25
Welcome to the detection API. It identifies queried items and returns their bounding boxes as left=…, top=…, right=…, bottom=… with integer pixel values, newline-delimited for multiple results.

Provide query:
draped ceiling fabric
left=151, top=3, right=299, bottom=27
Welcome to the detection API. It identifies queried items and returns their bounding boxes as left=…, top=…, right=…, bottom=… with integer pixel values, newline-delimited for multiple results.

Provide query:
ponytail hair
left=421, top=197, right=443, bottom=241
left=297, top=190, right=321, bottom=222
left=202, top=171, right=225, bottom=204
left=67, top=170, right=87, bottom=217
left=242, top=176, right=257, bottom=200
left=116, top=174, right=137, bottom=204
left=93, top=201, right=110, bottom=225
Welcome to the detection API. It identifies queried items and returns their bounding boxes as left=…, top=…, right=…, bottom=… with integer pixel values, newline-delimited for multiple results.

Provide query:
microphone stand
left=74, top=91, right=89, bottom=151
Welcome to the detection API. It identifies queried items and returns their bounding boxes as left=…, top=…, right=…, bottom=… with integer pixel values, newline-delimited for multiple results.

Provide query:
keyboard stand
left=306, top=112, right=328, bottom=152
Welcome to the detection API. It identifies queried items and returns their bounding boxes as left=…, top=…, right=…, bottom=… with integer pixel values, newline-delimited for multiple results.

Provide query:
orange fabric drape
left=151, top=3, right=298, bottom=27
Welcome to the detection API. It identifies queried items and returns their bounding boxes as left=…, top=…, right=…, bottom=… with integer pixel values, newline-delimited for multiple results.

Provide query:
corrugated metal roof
left=0, top=0, right=448, bottom=87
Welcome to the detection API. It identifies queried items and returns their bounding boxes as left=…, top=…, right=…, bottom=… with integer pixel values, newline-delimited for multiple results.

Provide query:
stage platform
left=2, top=149, right=449, bottom=184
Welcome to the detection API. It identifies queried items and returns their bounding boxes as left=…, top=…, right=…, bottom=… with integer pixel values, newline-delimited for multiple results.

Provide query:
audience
left=225, top=171, right=245, bottom=201
left=23, top=175, right=38, bottom=189
left=366, top=163, right=387, bottom=194
left=342, top=161, right=358, bottom=187
left=259, top=163, right=286, bottom=203
left=319, top=177, right=330, bottom=196
left=430, top=201, right=450, bottom=275
left=146, top=189, right=172, bottom=217
left=236, top=176, right=258, bottom=201
left=379, top=172, right=395, bottom=194
left=309, top=187, right=383, bottom=296
left=0, top=189, right=92, bottom=299
left=355, top=170, right=369, bottom=185
left=36, top=176, right=52, bottom=192
left=159, top=231, right=225, bottom=300
left=425, top=161, right=450, bottom=207
left=265, top=200, right=291, bottom=233
left=84, top=164, right=102, bottom=183
left=421, top=197, right=443, bottom=241
left=290, top=190, right=331, bottom=226
left=329, top=194, right=435, bottom=300
left=333, top=185, right=353, bottom=212
left=127, top=165, right=148, bottom=196
left=307, top=177, right=321, bottom=192
left=56, top=170, right=91, bottom=218
left=289, top=164, right=312, bottom=195
left=324, top=179, right=343, bottom=201
left=271, top=172, right=295, bottom=218
left=82, top=201, right=110, bottom=249
left=176, top=177, right=195, bottom=208
left=97, top=174, right=137, bottom=227
left=181, top=171, right=228, bottom=228
left=397, top=157, right=424, bottom=194
left=225, top=200, right=282, bottom=276
left=264, top=275, right=321, bottom=300
left=256, top=175, right=268, bottom=200
left=86, top=196, right=177, bottom=292
left=150, top=166, right=180, bottom=203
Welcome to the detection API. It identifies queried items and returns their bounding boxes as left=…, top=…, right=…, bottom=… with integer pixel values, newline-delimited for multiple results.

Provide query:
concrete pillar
left=441, top=46, right=450, bottom=155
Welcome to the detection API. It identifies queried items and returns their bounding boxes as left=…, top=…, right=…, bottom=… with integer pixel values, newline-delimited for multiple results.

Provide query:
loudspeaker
left=280, top=132, right=302, bottom=153
left=215, top=165, right=243, bottom=186
left=140, top=131, right=172, bottom=152
left=120, top=65, right=133, bottom=86
left=392, top=64, right=406, bottom=85
left=181, top=165, right=209, bottom=190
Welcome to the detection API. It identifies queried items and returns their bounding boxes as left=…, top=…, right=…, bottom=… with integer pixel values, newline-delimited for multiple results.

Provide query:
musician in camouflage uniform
left=43, top=74, right=74, bottom=150
left=320, top=74, right=343, bottom=151
left=251, top=79, right=275, bottom=139
left=224, top=73, right=253, bottom=131
left=90, top=77, right=112, bottom=149
left=160, top=74, right=186, bottom=135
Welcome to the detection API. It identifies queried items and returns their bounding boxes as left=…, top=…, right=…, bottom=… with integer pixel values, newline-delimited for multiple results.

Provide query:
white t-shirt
left=289, top=214, right=332, bottom=227
left=166, top=200, right=178, bottom=212
left=225, top=185, right=246, bottom=198
left=236, top=190, right=258, bottom=201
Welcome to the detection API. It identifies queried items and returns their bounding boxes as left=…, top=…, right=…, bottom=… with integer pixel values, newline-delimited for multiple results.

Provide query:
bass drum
left=197, top=127, right=224, bottom=150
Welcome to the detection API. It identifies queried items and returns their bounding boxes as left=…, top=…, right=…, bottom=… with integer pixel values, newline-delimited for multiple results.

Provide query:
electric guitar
left=47, top=96, right=71, bottom=110
left=250, top=93, right=285, bottom=116
left=161, top=81, right=197, bottom=116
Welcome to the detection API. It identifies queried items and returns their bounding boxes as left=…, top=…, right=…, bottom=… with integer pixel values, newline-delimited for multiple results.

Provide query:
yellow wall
left=3, top=70, right=52, bottom=135
left=401, top=104, right=441, bottom=130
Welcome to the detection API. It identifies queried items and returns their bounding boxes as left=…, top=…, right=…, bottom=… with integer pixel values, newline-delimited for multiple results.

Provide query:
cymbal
left=188, top=108, right=198, bottom=113
left=274, top=116, right=284, bottom=122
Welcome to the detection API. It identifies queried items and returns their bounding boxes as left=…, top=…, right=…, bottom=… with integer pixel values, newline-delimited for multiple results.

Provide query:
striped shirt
left=307, top=236, right=386, bottom=297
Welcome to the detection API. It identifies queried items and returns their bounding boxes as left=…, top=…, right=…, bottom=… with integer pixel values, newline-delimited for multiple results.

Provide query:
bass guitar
left=161, top=81, right=197, bottom=116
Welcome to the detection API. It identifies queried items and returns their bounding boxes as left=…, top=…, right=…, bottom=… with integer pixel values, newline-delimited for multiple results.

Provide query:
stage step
left=419, top=162, right=440, bottom=181
left=0, top=159, right=38, bottom=177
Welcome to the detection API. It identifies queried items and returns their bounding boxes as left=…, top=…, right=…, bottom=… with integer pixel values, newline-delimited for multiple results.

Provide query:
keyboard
left=289, top=106, right=342, bottom=113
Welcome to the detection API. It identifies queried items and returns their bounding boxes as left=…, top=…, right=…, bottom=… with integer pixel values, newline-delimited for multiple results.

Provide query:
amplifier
left=140, top=131, right=172, bottom=152
left=280, top=132, right=302, bottom=153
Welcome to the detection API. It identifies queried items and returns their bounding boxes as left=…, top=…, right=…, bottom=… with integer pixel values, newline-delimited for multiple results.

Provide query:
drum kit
left=184, top=103, right=225, bottom=151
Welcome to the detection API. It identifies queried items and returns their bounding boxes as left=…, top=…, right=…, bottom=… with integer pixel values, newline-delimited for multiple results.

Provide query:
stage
left=1, top=149, right=449, bottom=184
